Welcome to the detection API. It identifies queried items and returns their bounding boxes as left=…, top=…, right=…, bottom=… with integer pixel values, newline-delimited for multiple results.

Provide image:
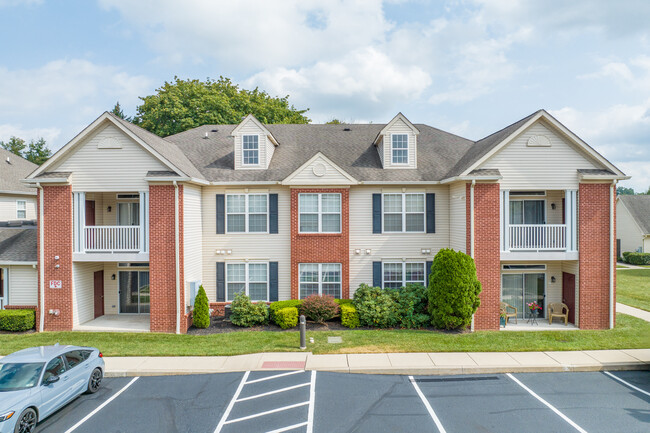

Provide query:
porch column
left=565, top=189, right=577, bottom=252
left=500, top=189, right=510, bottom=252
left=73, top=192, right=85, bottom=253
left=139, top=191, right=148, bottom=253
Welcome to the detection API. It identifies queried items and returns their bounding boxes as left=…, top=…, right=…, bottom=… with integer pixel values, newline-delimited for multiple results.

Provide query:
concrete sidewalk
left=617, top=303, right=650, bottom=322
left=103, top=349, right=650, bottom=377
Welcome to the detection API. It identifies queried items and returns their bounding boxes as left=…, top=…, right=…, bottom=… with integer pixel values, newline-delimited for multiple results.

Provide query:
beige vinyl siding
left=201, top=186, right=291, bottom=302
left=52, top=124, right=169, bottom=192
left=284, top=155, right=354, bottom=185
left=0, top=195, right=36, bottom=221
left=349, top=185, right=449, bottom=295
left=382, top=118, right=417, bottom=169
left=478, top=121, right=601, bottom=189
left=616, top=201, right=645, bottom=254
left=449, top=182, right=466, bottom=252
left=234, top=120, right=268, bottom=170
left=562, top=260, right=579, bottom=326
left=644, top=238, right=650, bottom=253
left=6, top=265, right=37, bottom=305
left=103, top=263, right=119, bottom=314
left=72, top=262, right=103, bottom=325
left=183, top=184, right=203, bottom=306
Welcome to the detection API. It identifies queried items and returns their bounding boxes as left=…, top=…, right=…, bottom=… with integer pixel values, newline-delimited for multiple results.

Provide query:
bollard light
left=299, top=315, right=307, bottom=350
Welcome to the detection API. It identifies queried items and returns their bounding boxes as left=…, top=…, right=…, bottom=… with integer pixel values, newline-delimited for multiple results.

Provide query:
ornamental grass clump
left=192, top=285, right=210, bottom=329
left=299, top=295, right=339, bottom=324
left=230, top=292, right=269, bottom=327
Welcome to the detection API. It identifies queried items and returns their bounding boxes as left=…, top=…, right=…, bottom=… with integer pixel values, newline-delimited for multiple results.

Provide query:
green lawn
left=617, top=269, right=650, bottom=311
left=0, top=314, right=648, bottom=357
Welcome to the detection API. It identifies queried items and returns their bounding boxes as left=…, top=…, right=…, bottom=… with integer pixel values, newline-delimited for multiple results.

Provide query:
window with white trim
left=383, top=262, right=426, bottom=289
left=226, top=262, right=268, bottom=301
left=383, top=193, right=425, bottom=232
left=242, top=135, right=259, bottom=165
left=16, top=200, right=26, bottom=219
left=226, top=194, right=268, bottom=233
left=299, top=193, right=341, bottom=233
left=391, top=134, right=408, bottom=164
left=299, top=263, right=341, bottom=298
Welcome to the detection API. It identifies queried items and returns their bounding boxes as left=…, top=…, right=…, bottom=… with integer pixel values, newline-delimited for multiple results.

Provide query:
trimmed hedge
left=230, top=293, right=269, bottom=327
left=275, top=307, right=299, bottom=329
left=269, top=300, right=302, bottom=324
left=340, top=303, right=360, bottom=328
left=624, top=252, right=650, bottom=265
left=0, top=309, right=35, bottom=332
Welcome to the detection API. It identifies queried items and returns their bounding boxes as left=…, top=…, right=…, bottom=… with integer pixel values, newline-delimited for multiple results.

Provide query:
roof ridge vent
left=343, top=127, right=351, bottom=131
left=6, top=156, right=10, bottom=164
left=203, top=132, right=209, bottom=139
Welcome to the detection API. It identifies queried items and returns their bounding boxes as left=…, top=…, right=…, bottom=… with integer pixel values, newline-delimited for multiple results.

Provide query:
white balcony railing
left=84, top=226, right=141, bottom=252
left=509, top=224, right=567, bottom=250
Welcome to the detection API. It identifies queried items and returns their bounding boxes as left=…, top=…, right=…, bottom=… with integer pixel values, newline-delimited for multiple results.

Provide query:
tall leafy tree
left=1, top=136, right=26, bottom=157
left=134, top=77, right=310, bottom=136
left=24, top=138, right=52, bottom=165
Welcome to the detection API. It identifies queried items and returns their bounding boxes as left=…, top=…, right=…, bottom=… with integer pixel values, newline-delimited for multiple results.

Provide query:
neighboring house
left=616, top=195, right=650, bottom=255
left=0, top=148, right=38, bottom=310
left=22, top=110, right=626, bottom=333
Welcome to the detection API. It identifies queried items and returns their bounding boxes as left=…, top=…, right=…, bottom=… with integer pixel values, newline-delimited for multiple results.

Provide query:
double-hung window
left=226, top=262, right=268, bottom=301
left=383, top=262, right=425, bottom=289
left=16, top=200, right=26, bottom=219
left=299, top=263, right=341, bottom=298
left=391, top=134, right=408, bottom=164
left=226, top=194, right=268, bottom=233
left=383, top=193, right=425, bottom=232
left=242, top=135, right=259, bottom=165
left=299, top=193, right=341, bottom=233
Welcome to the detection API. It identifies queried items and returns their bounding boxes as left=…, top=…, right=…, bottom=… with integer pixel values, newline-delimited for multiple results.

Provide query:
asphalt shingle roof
left=619, top=195, right=650, bottom=234
left=0, top=148, right=38, bottom=193
left=0, top=227, right=36, bottom=262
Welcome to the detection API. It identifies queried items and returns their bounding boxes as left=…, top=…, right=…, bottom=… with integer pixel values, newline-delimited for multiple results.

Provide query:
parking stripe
left=603, top=371, right=650, bottom=397
left=63, top=377, right=139, bottom=433
left=235, top=382, right=311, bottom=402
left=214, top=371, right=250, bottom=433
left=506, top=374, right=587, bottom=433
left=267, top=421, right=309, bottom=433
left=224, top=401, right=310, bottom=425
left=408, top=376, right=447, bottom=433
left=306, top=370, right=316, bottom=433
left=245, top=370, right=304, bottom=385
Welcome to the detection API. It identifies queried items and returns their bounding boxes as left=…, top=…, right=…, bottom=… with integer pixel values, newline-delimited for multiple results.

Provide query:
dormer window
left=391, top=134, right=409, bottom=164
left=242, top=135, right=259, bottom=165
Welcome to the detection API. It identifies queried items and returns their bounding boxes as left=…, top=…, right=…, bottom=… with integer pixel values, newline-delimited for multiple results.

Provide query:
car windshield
left=0, top=362, right=44, bottom=391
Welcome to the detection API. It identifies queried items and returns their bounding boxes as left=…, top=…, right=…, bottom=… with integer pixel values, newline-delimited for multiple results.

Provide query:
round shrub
left=270, top=300, right=302, bottom=324
left=395, top=283, right=430, bottom=329
left=625, top=252, right=650, bottom=265
left=340, top=303, right=360, bottom=328
left=428, top=248, right=481, bottom=330
left=275, top=307, right=299, bottom=329
left=193, top=285, right=210, bottom=329
left=299, top=295, right=339, bottom=324
left=353, top=284, right=398, bottom=328
left=0, top=309, right=35, bottom=332
left=230, top=292, right=269, bottom=327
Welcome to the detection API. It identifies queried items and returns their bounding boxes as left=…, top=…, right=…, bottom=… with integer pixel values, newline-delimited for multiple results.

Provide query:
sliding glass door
left=119, top=271, right=150, bottom=314
left=501, top=273, right=545, bottom=318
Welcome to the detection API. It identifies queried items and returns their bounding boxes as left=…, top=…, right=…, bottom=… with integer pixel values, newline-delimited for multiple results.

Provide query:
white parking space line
left=214, top=371, right=250, bottom=433
left=506, top=374, right=588, bottom=433
left=224, top=401, right=310, bottom=425
left=408, top=376, right=447, bottom=433
left=63, top=377, right=139, bottom=433
left=603, top=371, right=650, bottom=397
left=306, top=370, right=316, bottom=433
left=235, top=382, right=311, bottom=402
left=266, top=421, right=309, bottom=433
left=245, top=370, right=304, bottom=385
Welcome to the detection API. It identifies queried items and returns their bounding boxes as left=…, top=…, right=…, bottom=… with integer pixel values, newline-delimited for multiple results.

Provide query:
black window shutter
left=269, top=194, right=278, bottom=234
left=216, top=262, right=225, bottom=302
left=373, top=261, right=382, bottom=288
left=372, top=194, right=382, bottom=233
left=425, top=261, right=433, bottom=289
left=426, top=193, right=435, bottom=233
left=216, top=194, right=225, bottom=234
left=269, top=262, right=279, bottom=302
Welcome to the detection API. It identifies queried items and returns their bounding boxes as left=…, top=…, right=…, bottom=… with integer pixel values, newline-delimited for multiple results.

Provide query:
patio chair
left=548, top=302, right=569, bottom=325
left=500, top=302, right=517, bottom=324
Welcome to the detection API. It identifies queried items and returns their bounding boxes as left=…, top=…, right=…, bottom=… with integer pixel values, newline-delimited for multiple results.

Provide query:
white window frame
left=390, top=133, right=409, bottom=165
left=225, top=193, right=269, bottom=234
left=509, top=199, right=546, bottom=225
left=382, top=262, right=426, bottom=289
left=242, top=134, right=260, bottom=166
left=298, top=263, right=342, bottom=299
left=298, top=193, right=342, bottom=234
left=226, top=261, right=269, bottom=302
left=382, top=193, right=425, bottom=233
left=16, top=200, right=26, bottom=219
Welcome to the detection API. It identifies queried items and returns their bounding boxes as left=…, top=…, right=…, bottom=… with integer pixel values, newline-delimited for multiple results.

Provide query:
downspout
left=37, top=183, right=45, bottom=332
left=470, top=180, right=476, bottom=332
left=174, top=181, right=181, bottom=335
left=609, top=180, right=616, bottom=329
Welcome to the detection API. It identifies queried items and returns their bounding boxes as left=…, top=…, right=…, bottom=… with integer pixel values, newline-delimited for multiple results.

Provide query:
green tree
left=192, top=285, right=210, bottom=329
left=111, top=101, right=132, bottom=122
left=133, top=76, right=310, bottom=136
left=24, top=138, right=52, bottom=165
left=617, top=186, right=635, bottom=195
left=326, top=118, right=346, bottom=124
left=0, top=136, right=26, bottom=157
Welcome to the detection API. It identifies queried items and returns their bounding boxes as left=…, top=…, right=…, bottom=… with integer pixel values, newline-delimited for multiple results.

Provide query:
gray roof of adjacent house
left=0, top=148, right=38, bottom=194
left=619, top=195, right=650, bottom=234
left=0, top=227, right=37, bottom=262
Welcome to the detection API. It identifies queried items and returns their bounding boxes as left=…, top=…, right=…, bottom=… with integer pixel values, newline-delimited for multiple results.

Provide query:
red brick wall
left=149, top=184, right=186, bottom=333
left=466, top=183, right=501, bottom=331
left=578, top=183, right=614, bottom=329
left=290, top=188, right=350, bottom=299
left=38, top=186, right=74, bottom=331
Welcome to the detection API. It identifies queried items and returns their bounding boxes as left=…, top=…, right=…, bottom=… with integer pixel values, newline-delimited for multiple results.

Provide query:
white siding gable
left=282, top=153, right=356, bottom=186
left=616, top=200, right=645, bottom=254
left=379, top=117, right=418, bottom=169
left=233, top=117, right=274, bottom=170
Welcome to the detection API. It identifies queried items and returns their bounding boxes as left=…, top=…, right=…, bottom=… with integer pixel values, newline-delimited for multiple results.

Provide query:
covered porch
left=500, top=320, right=579, bottom=331
left=73, top=314, right=150, bottom=333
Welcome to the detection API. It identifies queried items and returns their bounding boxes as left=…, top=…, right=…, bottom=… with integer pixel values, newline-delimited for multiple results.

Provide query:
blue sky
left=1, top=0, right=648, bottom=190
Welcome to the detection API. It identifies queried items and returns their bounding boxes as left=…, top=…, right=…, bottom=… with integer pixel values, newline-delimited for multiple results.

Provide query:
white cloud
left=580, top=55, right=650, bottom=92
left=0, top=124, right=61, bottom=145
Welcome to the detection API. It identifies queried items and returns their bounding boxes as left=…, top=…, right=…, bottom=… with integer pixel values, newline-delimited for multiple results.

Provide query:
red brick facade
left=149, top=184, right=187, bottom=333
left=290, top=188, right=350, bottom=299
left=466, top=183, right=501, bottom=331
left=37, top=186, right=74, bottom=331
left=578, top=183, right=615, bottom=329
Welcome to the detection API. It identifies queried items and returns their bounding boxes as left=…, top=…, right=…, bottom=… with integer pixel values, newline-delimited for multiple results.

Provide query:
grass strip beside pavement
left=0, top=314, right=648, bottom=357
left=617, top=269, right=650, bottom=312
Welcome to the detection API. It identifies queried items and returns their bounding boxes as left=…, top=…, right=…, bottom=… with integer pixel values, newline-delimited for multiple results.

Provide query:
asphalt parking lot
left=36, top=370, right=649, bottom=433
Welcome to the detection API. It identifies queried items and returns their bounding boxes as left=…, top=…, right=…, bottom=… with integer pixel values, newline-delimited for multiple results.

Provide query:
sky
left=0, top=0, right=648, bottom=191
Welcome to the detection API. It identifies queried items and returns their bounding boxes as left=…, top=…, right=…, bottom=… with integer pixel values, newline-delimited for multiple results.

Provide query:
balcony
left=508, top=224, right=566, bottom=251
left=84, top=226, right=141, bottom=252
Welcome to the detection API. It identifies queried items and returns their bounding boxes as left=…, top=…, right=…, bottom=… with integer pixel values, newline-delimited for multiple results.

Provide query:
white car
left=0, top=345, right=105, bottom=433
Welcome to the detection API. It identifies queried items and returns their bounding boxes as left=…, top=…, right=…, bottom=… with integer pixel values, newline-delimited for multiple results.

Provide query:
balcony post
left=140, top=191, right=148, bottom=253
left=500, top=189, right=510, bottom=251
left=565, top=189, right=578, bottom=252
left=73, top=192, right=86, bottom=253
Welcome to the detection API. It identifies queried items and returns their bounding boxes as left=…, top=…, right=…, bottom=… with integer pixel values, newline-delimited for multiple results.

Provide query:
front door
left=93, top=270, right=104, bottom=318
left=85, top=200, right=95, bottom=225
left=562, top=272, right=576, bottom=324
left=0, top=268, right=6, bottom=309
left=119, top=271, right=150, bottom=314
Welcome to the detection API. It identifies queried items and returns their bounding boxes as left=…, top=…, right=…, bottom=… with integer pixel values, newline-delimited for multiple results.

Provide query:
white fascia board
left=231, top=114, right=279, bottom=146
left=281, top=152, right=358, bottom=185
left=22, top=177, right=71, bottom=185
left=0, top=189, right=37, bottom=196
left=578, top=173, right=631, bottom=181
left=209, top=181, right=281, bottom=185
left=373, top=112, right=420, bottom=145
left=0, top=261, right=37, bottom=266
left=439, top=175, right=502, bottom=184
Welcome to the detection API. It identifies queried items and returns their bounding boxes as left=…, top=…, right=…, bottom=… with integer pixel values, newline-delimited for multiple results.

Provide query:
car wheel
left=13, top=408, right=37, bottom=433
left=86, top=368, right=103, bottom=394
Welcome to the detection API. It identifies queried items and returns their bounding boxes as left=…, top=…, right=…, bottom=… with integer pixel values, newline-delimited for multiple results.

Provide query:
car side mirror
left=44, top=375, right=60, bottom=386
